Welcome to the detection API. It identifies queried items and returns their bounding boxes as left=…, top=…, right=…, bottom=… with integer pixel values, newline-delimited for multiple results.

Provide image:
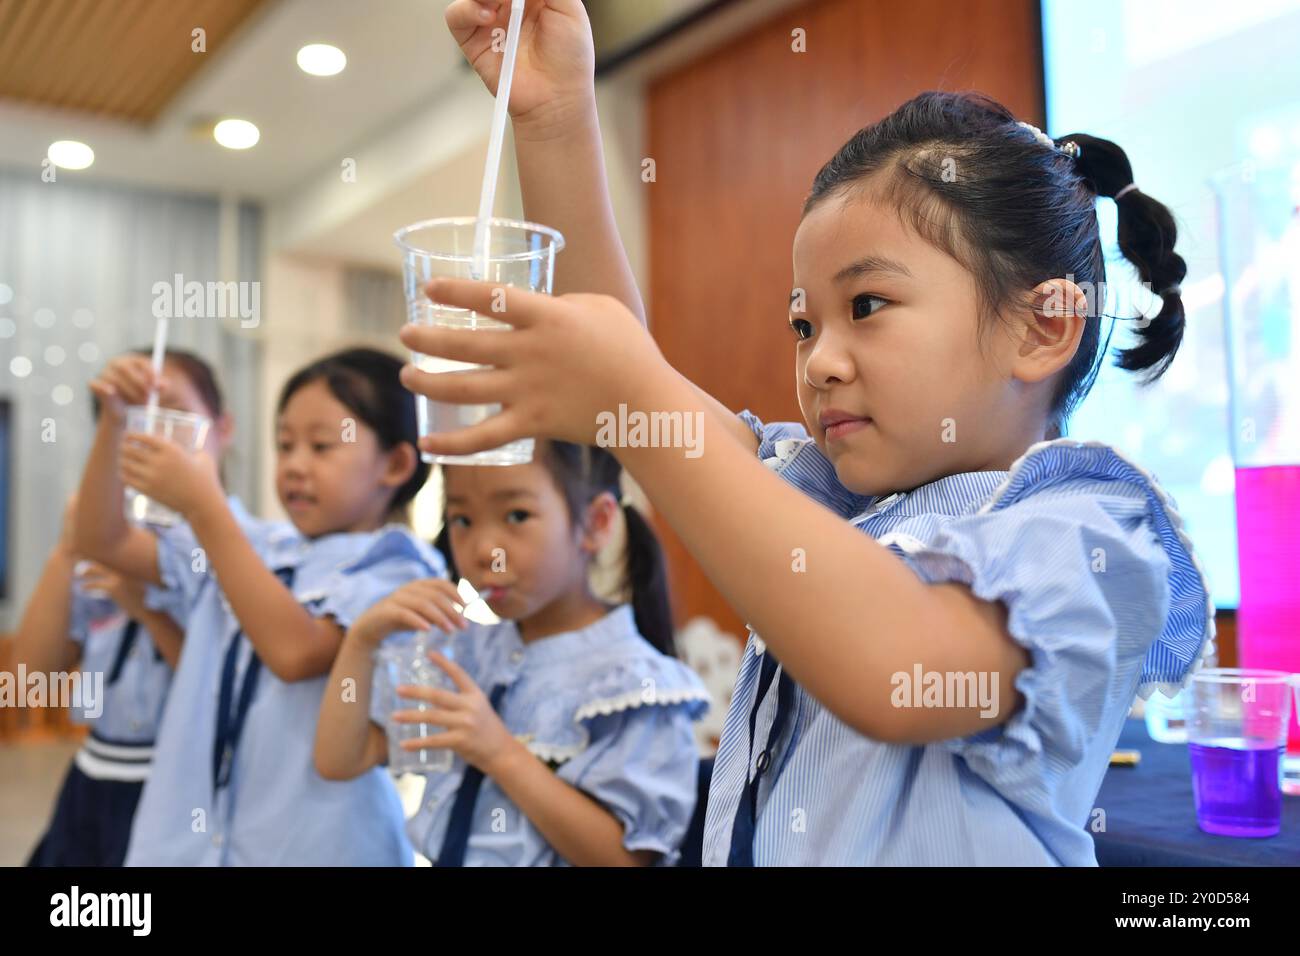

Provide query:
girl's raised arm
left=75, top=357, right=165, bottom=585
left=314, top=632, right=388, bottom=780
left=12, top=501, right=82, bottom=676
left=447, top=0, right=758, bottom=454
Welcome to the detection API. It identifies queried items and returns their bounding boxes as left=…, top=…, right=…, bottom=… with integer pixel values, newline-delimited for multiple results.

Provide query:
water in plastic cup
left=122, top=406, right=211, bottom=527
left=376, top=632, right=456, bottom=775
left=393, top=217, right=564, bottom=467
left=1187, top=668, right=1294, bottom=837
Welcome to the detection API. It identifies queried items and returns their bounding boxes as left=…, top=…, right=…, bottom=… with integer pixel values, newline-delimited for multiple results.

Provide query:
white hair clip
left=1017, top=120, right=1055, bottom=149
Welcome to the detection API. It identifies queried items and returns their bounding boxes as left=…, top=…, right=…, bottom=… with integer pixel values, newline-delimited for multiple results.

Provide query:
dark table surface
left=1092, top=718, right=1300, bottom=866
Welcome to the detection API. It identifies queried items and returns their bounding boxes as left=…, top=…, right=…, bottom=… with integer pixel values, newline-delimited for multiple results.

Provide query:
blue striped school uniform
left=370, top=604, right=711, bottom=866
left=124, top=498, right=445, bottom=866
left=702, top=411, right=1214, bottom=866
left=27, top=582, right=180, bottom=866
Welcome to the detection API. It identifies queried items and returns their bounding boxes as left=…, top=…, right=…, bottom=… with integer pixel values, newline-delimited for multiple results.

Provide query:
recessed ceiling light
left=214, top=119, right=260, bottom=150
left=297, top=43, right=346, bottom=76
left=48, top=140, right=94, bottom=169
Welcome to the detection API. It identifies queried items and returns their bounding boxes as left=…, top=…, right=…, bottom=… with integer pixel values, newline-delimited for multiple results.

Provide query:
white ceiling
left=0, top=0, right=467, bottom=201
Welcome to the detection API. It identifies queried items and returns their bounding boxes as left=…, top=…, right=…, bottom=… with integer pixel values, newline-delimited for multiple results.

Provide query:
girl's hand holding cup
left=399, top=279, right=673, bottom=457
left=117, top=432, right=221, bottom=520
left=349, top=579, right=471, bottom=649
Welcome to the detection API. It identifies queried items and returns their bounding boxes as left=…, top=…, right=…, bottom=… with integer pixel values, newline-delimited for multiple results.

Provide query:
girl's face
left=441, top=459, right=608, bottom=624
left=790, top=188, right=1038, bottom=497
left=161, top=358, right=232, bottom=463
left=274, top=380, right=415, bottom=537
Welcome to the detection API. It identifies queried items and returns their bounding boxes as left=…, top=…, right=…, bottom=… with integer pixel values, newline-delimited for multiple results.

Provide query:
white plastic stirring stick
left=471, top=0, right=526, bottom=285
left=145, top=316, right=168, bottom=417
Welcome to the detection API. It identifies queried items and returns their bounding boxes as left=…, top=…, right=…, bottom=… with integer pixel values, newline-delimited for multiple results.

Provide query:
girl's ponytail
left=1060, top=133, right=1188, bottom=382
left=538, top=442, right=678, bottom=658
left=619, top=501, right=675, bottom=658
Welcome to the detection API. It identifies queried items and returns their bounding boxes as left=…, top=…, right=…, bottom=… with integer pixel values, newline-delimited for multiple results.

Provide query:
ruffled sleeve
left=68, top=579, right=117, bottom=646
left=736, top=409, right=812, bottom=466
left=883, top=440, right=1213, bottom=813
left=305, top=527, right=448, bottom=631
left=142, top=520, right=207, bottom=619
left=563, top=702, right=705, bottom=865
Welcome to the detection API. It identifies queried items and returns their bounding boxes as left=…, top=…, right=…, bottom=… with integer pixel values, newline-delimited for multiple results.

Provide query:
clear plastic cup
left=1144, top=688, right=1189, bottom=744
left=122, top=405, right=211, bottom=527
left=375, top=632, right=456, bottom=775
left=393, top=216, right=564, bottom=467
left=1186, top=668, right=1294, bottom=837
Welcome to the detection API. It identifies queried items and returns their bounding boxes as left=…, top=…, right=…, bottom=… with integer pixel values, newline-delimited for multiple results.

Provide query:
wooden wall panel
left=646, top=0, right=1045, bottom=638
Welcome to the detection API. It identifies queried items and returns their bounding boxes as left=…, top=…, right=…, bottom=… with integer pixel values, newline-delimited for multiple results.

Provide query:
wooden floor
left=0, top=739, right=79, bottom=866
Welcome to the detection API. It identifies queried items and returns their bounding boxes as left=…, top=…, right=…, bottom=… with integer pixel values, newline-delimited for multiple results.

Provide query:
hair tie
left=1114, top=183, right=1139, bottom=201
left=1160, top=283, right=1181, bottom=296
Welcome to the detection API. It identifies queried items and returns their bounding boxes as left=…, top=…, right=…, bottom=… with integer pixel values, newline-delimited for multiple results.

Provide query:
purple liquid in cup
left=1189, top=739, right=1284, bottom=837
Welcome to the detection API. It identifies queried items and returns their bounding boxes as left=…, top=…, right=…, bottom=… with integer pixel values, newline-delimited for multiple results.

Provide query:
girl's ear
left=380, top=441, right=419, bottom=490
left=578, top=490, right=621, bottom=554
left=213, top=412, right=236, bottom=455
left=1009, top=278, right=1090, bottom=384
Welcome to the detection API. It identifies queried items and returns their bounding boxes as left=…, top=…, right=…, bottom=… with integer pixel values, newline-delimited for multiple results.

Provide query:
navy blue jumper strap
left=727, top=648, right=795, bottom=867
left=107, top=619, right=141, bottom=686
left=212, top=566, right=296, bottom=793
left=435, top=682, right=510, bottom=867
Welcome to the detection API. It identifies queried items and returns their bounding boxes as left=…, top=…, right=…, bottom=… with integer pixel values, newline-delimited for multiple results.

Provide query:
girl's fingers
left=88, top=379, right=115, bottom=401
left=397, top=582, right=469, bottom=629
left=399, top=731, right=457, bottom=752
left=390, top=589, right=463, bottom=630
left=395, top=596, right=458, bottom=634
left=412, top=597, right=467, bottom=631
left=121, top=435, right=165, bottom=456
left=393, top=685, right=460, bottom=710
left=424, top=650, right=477, bottom=693
left=391, top=706, right=456, bottom=726
left=422, top=277, right=547, bottom=329
left=388, top=608, right=436, bottom=635
left=118, top=360, right=155, bottom=400
left=399, top=364, right=516, bottom=410
left=446, top=0, right=500, bottom=32
left=415, top=411, right=528, bottom=458
left=408, top=578, right=466, bottom=606
left=398, top=323, right=518, bottom=369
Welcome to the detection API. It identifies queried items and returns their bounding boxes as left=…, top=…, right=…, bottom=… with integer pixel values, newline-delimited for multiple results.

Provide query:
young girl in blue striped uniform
left=18, top=349, right=228, bottom=866
left=76, top=347, right=444, bottom=866
left=405, top=1, right=1214, bottom=866
left=315, top=441, right=710, bottom=866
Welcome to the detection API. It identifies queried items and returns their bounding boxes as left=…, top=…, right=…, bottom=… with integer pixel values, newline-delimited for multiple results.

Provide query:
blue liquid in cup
left=1189, top=739, right=1284, bottom=837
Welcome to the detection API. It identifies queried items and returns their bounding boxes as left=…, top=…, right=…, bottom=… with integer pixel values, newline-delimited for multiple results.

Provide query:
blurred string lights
left=0, top=284, right=100, bottom=407
left=16, top=41, right=350, bottom=407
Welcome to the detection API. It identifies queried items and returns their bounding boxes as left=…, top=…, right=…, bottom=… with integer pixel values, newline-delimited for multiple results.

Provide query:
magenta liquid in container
left=1214, top=163, right=1300, bottom=791
left=1186, top=669, right=1293, bottom=838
